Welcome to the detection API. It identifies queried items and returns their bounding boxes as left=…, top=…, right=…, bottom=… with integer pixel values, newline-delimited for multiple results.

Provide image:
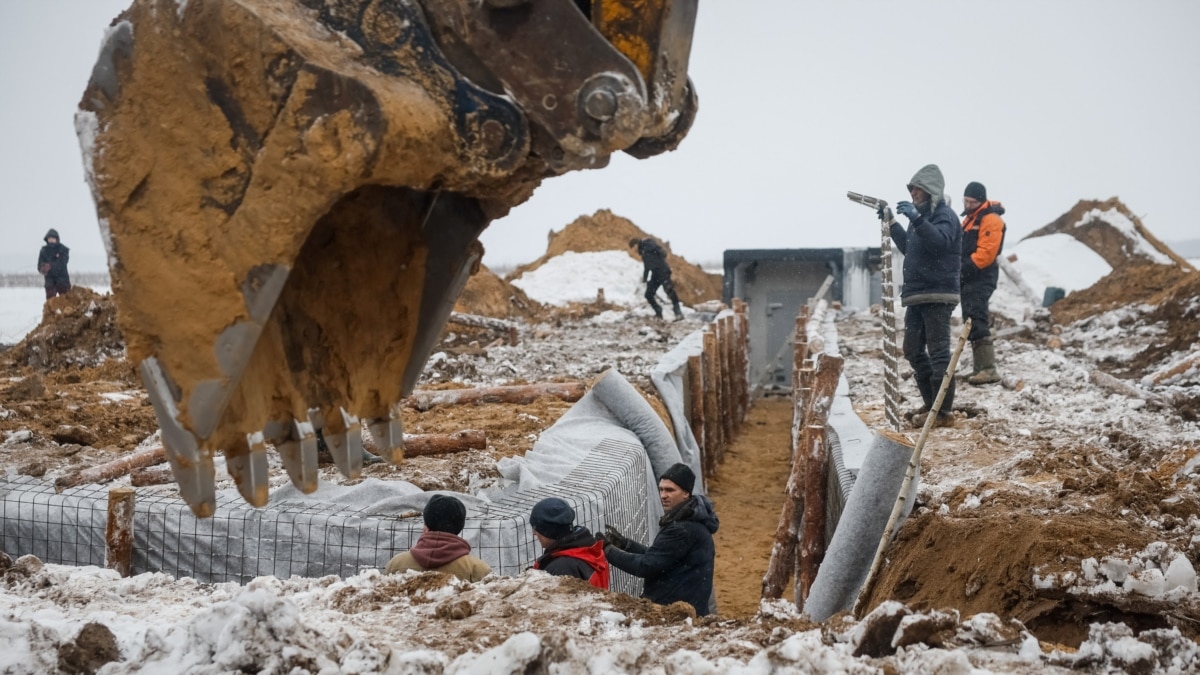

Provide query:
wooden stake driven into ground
left=105, top=487, right=135, bottom=577
left=403, top=382, right=585, bottom=411
left=56, top=444, right=166, bottom=489
left=761, top=352, right=843, bottom=600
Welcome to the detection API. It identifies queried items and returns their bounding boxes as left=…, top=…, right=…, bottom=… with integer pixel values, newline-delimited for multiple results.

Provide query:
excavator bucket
left=77, top=0, right=698, bottom=517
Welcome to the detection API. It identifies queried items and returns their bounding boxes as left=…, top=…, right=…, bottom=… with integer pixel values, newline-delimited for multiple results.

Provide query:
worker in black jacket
left=37, top=228, right=71, bottom=299
left=603, top=463, right=719, bottom=616
left=630, top=237, right=683, bottom=321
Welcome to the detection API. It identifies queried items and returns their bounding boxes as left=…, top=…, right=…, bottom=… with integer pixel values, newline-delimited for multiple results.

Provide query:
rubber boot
left=913, top=376, right=955, bottom=428
left=907, top=374, right=934, bottom=424
left=967, top=339, right=1001, bottom=385
left=672, top=301, right=684, bottom=322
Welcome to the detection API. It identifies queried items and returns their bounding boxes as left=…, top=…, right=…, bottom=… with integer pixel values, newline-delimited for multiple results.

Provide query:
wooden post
left=762, top=425, right=807, bottom=600
left=130, top=466, right=175, bottom=487
left=703, top=329, right=723, bottom=464
left=798, top=424, right=828, bottom=603
left=105, top=487, right=136, bottom=577
left=762, top=352, right=843, bottom=602
left=686, top=354, right=707, bottom=475
left=719, top=315, right=735, bottom=444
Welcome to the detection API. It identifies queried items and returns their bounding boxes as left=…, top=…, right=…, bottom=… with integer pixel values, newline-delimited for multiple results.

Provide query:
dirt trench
left=708, top=395, right=795, bottom=617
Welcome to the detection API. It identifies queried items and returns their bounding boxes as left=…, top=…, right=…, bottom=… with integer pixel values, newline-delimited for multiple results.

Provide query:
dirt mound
left=508, top=209, right=722, bottom=306
left=7, top=288, right=125, bottom=372
left=861, top=511, right=1161, bottom=647
left=1028, top=198, right=1190, bottom=269
left=454, top=263, right=544, bottom=321
left=1050, top=262, right=1192, bottom=325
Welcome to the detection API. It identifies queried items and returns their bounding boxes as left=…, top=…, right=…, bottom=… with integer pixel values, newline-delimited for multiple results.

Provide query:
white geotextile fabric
left=802, top=432, right=919, bottom=621
left=649, top=327, right=708, bottom=495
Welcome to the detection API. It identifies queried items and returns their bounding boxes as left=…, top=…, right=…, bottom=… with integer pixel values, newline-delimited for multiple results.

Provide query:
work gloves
left=876, top=205, right=894, bottom=234
left=896, top=201, right=921, bottom=223
left=603, top=524, right=630, bottom=550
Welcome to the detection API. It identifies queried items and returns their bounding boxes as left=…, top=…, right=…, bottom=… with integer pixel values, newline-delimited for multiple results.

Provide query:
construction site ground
left=3, top=206, right=1200, bottom=671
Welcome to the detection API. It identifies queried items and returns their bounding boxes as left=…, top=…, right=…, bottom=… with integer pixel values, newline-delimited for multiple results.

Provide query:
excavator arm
left=77, top=0, right=698, bottom=517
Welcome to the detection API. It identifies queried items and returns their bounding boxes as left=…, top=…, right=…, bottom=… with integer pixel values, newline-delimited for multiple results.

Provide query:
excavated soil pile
left=8, top=288, right=125, bottom=372
left=1055, top=264, right=1200, bottom=373
left=507, top=209, right=723, bottom=306
left=453, top=263, right=544, bottom=321
left=861, top=511, right=1163, bottom=647
left=1028, top=197, right=1191, bottom=269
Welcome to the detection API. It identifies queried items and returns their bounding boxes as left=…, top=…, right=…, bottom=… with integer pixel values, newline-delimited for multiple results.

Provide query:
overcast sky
left=2, top=1, right=1198, bottom=272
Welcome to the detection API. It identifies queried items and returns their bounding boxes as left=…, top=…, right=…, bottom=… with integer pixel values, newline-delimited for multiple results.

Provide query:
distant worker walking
left=630, top=237, right=683, bottom=321
left=37, top=229, right=71, bottom=299
left=960, top=181, right=1006, bottom=385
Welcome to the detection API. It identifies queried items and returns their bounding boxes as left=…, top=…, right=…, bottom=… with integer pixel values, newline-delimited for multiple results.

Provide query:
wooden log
left=805, top=353, right=845, bottom=427
left=130, top=466, right=175, bottom=487
left=105, top=487, right=136, bottom=577
left=447, top=311, right=520, bottom=345
left=686, top=354, right=707, bottom=475
left=703, top=329, right=723, bottom=463
left=762, top=423, right=808, bottom=600
left=56, top=444, right=166, bottom=489
left=733, top=299, right=750, bottom=422
left=798, top=425, right=828, bottom=603
left=764, top=353, right=843, bottom=601
left=719, top=316, right=735, bottom=445
left=404, top=382, right=585, bottom=411
left=404, top=429, right=487, bottom=457
left=1142, top=351, right=1200, bottom=388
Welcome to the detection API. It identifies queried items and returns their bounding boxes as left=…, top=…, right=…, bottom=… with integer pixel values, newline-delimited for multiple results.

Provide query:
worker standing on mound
left=959, top=181, right=1006, bottom=385
left=37, top=229, right=71, bottom=300
left=630, top=237, right=683, bottom=321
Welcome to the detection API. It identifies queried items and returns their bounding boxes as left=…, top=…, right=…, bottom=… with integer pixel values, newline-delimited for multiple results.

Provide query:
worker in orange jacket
left=960, top=182, right=1006, bottom=385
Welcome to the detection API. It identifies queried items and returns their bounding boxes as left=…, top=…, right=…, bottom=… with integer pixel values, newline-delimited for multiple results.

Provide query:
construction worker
left=629, top=237, right=683, bottom=321
left=37, top=229, right=71, bottom=299
left=886, top=164, right=962, bottom=428
left=960, top=182, right=1006, bottom=385
left=529, top=497, right=610, bottom=589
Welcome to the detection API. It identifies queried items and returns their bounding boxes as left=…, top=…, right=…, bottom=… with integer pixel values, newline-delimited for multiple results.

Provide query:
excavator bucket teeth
left=275, top=421, right=320, bottom=494
left=139, top=358, right=217, bottom=517
left=227, top=433, right=271, bottom=507
left=79, top=0, right=697, bottom=514
left=368, top=416, right=406, bottom=465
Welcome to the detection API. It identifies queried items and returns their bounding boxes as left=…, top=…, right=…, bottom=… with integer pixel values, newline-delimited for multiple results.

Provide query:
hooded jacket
left=533, top=526, right=610, bottom=589
left=37, top=228, right=71, bottom=282
left=385, top=530, right=491, bottom=582
left=961, top=200, right=1006, bottom=283
left=888, top=164, right=961, bottom=305
left=605, top=495, right=719, bottom=616
left=635, top=239, right=672, bottom=281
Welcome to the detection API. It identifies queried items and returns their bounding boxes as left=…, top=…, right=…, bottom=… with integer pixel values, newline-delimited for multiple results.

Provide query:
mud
left=56, top=622, right=120, bottom=675
left=454, top=263, right=544, bottom=321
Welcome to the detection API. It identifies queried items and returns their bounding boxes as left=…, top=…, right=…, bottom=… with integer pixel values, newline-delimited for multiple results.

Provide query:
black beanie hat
left=530, top=497, right=574, bottom=540
left=424, top=494, right=467, bottom=534
left=964, top=181, right=987, bottom=202
left=659, top=463, right=696, bottom=495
